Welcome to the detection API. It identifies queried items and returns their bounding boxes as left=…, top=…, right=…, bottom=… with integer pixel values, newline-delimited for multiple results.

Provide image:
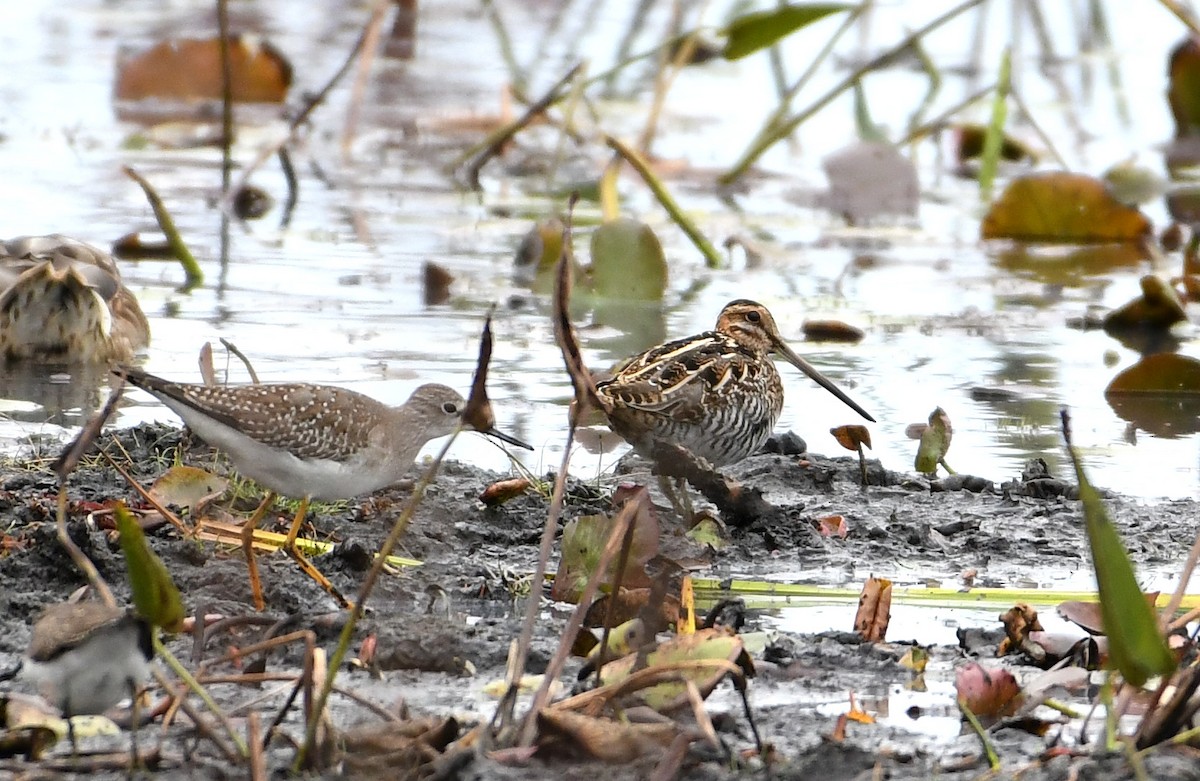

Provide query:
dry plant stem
left=1008, top=87, right=1068, bottom=169
left=897, top=83, right=995, bottom=146
left=1158, top=0, right=1200, bottom=35
left=247, top=712, right=266, bottom=781
left=294, top=430, right=462, bottom=770
left=56, top=487, right=117, bottom=608
left=155, top=635, right=248, bottom=759
left=605, top=135, right=723, bottom=268
left=201, top=673, right=399, bottom=723
left=198, top=629, right=315, bottom=675
left=552, top=659, right=743, bottom=712
left=277, top=147, right=299, bottom=229
left=503, top=427, right=577, bottom=737
left=958, top=699, right=1000, bottom=769
left=719, top=0, right=986, bottom=185
left=123, top=166, right=204, bottom=288
left=220, top=338, right=261, bottom=383
left=593, top=517, right=639, bottom=688
left=517, top=498, right=643, bottom=747
left=101, top=452, right=192, bottom=536
left=460, top=62, right=584, bottom=190
left=221, top=10, right=373, bottom=212
left=636, top=0, right=710, bottom=154
left=341, top=0, right=389, bottom=159
left=1161, top=527, right=1200, bottom=630
left=216, top=0, right=233, bottom=197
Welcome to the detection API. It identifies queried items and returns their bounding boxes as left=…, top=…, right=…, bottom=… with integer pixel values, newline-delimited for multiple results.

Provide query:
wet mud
left=1, top=422, right=1198, bottom=779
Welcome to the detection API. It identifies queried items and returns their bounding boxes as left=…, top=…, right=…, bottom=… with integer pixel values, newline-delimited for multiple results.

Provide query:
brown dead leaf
left=853, top=576, right=892, bottom=642
left=536, top=709, right=679, bottom=762
left=981, top=172, right=1152, bottom=243
left=997, top=603, right=1044, bottom=656
left=479, top=478, right=531, bottom=506
left=803, top=319, right=865, bottom=343
left=816, top=514, right=848, bottom=538
left=1103, top=275, right=1188, bottom=333
left=149, top=465, right=228, bottom=513
left=1058, top=592, right=1161, bottom=635
left=830, top=425, right=871, bottom=451
left=115, top=36, right=292, bottom=103
left=423, top=262, right=454, bottom=306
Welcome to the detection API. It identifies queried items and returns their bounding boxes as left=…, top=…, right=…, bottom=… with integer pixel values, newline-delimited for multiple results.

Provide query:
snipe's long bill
left=596, top=299, right=873, bottom=472
left=118, top=367, right=531, bottom=610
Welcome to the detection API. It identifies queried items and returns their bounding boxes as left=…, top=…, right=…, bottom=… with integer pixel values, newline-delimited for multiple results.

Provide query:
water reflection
left=0, top=364, right=110, bottom=428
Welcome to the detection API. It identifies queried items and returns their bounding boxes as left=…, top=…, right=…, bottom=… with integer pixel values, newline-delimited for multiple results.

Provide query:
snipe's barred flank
left=596, top=299, right=874, bottom=468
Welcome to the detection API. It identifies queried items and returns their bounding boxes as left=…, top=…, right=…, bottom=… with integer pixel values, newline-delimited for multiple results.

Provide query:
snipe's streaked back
left=595, top=299, right=874, bottom=467
left=0, top=235, right=149, bottom=364
left=119, top=367, right=531, bottom=609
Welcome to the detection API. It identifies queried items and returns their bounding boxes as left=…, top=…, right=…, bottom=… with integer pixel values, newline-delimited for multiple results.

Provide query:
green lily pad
left=587, top=218, right=668, bottom=301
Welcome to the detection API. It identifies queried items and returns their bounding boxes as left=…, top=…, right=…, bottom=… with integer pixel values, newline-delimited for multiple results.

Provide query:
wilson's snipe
left=119, top=367, right=531, bottom=610
left=0, top=236, right=149, bottom=363
left=596, top=299, right=874, bottom=471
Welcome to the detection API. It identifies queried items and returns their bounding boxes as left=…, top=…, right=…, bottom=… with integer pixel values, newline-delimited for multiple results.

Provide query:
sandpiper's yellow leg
left=241, top=492, right=277, bottom=612
left=282, top=497, right=353, bottom=609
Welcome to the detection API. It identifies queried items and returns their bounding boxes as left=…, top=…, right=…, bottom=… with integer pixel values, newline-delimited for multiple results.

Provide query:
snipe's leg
left=281, top=496, right=353, bottom=609
left=658, top=476, right=695, bottom=522
left=240, top=492, right=277, bottom=612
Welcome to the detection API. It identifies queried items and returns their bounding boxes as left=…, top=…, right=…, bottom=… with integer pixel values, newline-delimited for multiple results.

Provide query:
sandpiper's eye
left=442, top=402, right=459, bottom=414
left=745, top=310, right=761, bottom=323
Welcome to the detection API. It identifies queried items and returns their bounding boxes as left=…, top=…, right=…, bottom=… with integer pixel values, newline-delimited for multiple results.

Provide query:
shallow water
left=1, top=0, right=1197, bottom=503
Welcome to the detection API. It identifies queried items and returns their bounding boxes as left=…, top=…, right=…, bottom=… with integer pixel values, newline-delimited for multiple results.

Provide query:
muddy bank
left=0, top=422, right=1197, bottom=779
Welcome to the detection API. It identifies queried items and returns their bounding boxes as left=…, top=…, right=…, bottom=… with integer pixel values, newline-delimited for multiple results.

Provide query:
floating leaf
left=722, top=4, right=852, bottom=60
left=115, top=36, right=292, bottom=103
left=148, top=465, right=228, bottom=514
left=981, top=172, right=1151, bottom=243
left=1102, top=275, right=1187, bottom=333
left=115, top=503, right=185, bottom=633
left=587, top=218, right=668, bottom=301
left=803, top=319, right=865, bottom=342
left=822, top=141, right=918, bottom=223
left=1062, top=411, right=1175, bottom=687
left=1106, top=353, right=1200, bottom=395
left=853, top=576, right=891, bottom=642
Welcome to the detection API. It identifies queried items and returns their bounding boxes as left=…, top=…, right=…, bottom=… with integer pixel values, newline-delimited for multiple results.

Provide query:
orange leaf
left=816, top=514, right=849, bottom=538
left=981, top=172, right=1151, bottom=243
left=830, top=424, right=871, bottom=451
left=853, top=576, right=891, bottom=642
left=116, top=36, right=292, bottom=103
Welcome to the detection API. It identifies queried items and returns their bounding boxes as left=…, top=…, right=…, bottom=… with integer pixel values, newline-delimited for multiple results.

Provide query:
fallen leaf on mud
left=981, top=172, right=1152, bottom=243
left=853, top=576, right=891, bottom=642
left=482, top=674, right=557, bottom=698
left=685, top=516, right=727, bottom=549
left=551, top=505, right=658, bottom=603
left=339, top=716, right=459, bottom=775
left=536, top=708, right=680, bottom=762
left=822, top=141, right=918, bottom=223
left=479, top=477, right=531, bottom=506
left=955, top=662, right=1022, bottom=719
left=997, top=603, right=1044, bottom=656
left=802, top=319, right=865, bottom=342
left=1102, top=275, right=1188, bottom=333
left=115, top=36, right=292, bottom=103
left=149, top=465, right=228, bottom=513
left=914, top=407, right=953, bottom=475
left=899, top=646, right=929, bottom=674
left=598, top=628, right=753, bottom=713
left=816, top=514, right=848, bottom=538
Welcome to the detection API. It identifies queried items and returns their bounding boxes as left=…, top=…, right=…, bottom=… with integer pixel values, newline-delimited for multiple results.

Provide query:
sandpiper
left=4, top=602, right=153, bottom=719
left=0, top=235, right=149, bottom=363
left=118, top=367, right=531, bottom=609
left=595, top=300, right=873, bottom=511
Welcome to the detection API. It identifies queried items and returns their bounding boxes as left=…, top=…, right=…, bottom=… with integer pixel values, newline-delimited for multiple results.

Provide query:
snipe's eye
left=442, top=402, right=459, bottom=414
left=745, top=310, right=762, bottom=323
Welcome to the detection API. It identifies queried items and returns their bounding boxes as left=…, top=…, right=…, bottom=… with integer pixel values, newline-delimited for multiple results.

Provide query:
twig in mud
left=52, top=378, right=126, bottom=608
left=458, top=63, right=584, bottom=191
left=157, top=638, right=249, bottom=759
left=592, top=501, right=640, bottom=688
left=152, top=666, right=240, bottom=764
left=124, top=166, right=204, bottom=290
left=219, top=338, right=261, bottom=383
left=341, top=0, right=389, bottom=160
left=604, top=135, right=723, bottom=269
left=247, top=712, right=266, bottom=781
